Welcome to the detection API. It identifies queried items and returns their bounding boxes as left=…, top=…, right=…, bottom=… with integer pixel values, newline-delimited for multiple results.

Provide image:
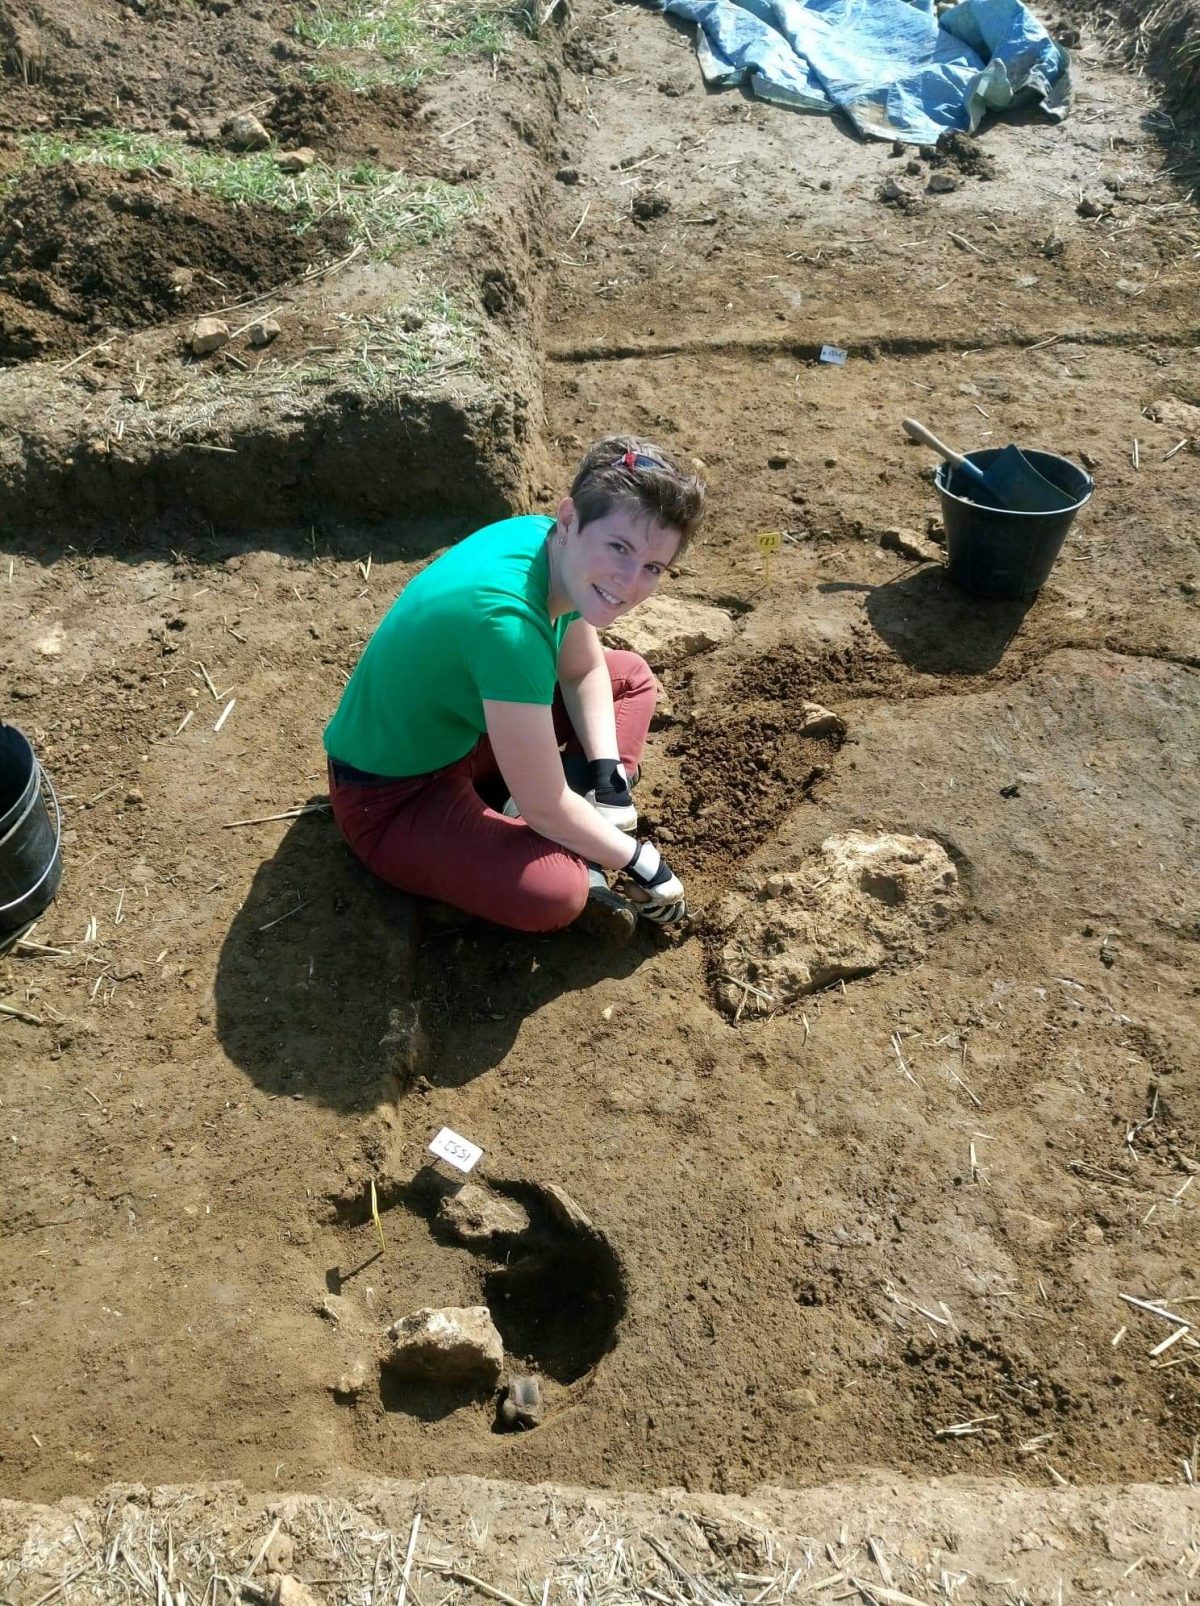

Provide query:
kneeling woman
left=323, top=437, right=703, bottom=936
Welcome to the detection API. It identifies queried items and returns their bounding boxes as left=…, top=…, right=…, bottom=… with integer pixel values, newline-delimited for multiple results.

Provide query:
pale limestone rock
left=605, top=595, right=734, bottom=669
left=797, top=701, right=845, bottom=738
left=221, top=112, right=270, bottom=151
left=264, top=1574, right=325, bottom=1606
left=276, top=147, right=316, bottom=172
left=190, top=317, right=230, bottom=355
left=437, top=1184, right=530, bottom=1245
left=383, top=1306, right=503, bottom=1386
left=716, top=832, right=960, bottom=1017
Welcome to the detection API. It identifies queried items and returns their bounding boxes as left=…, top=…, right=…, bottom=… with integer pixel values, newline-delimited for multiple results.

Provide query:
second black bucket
left=0, top=722, right=63, bottom=946
left=936, top=448, right=1093, bottom=599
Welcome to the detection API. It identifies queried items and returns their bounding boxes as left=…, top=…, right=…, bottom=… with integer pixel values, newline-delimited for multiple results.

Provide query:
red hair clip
left=620, top=449, right=665, bottom=473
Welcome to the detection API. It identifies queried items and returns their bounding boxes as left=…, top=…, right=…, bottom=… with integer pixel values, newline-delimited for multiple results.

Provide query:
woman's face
left=555, top=498, right=682, bottom=627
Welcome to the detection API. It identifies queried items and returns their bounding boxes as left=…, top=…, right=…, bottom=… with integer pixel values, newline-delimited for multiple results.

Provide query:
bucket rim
left=935, top=451, right=1094, bottom=519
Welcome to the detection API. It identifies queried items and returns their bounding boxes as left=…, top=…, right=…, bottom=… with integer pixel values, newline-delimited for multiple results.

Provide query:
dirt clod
left=632, top=191, right=670, bottom=221
left=248, top=317, right=281, bottom=347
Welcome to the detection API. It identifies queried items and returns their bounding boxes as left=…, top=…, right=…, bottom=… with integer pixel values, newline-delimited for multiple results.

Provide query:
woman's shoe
left=574, top=880, right=637, bottom=945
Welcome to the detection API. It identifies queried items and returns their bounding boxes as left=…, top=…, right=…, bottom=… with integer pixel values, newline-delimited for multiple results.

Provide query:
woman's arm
left=483, top=699, right=636, bottom=872
left=555, top=619, right=620, bottom=762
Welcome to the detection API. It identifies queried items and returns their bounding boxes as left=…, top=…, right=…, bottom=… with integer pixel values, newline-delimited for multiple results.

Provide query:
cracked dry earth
left=1, top=0, right=1200, bottom=1568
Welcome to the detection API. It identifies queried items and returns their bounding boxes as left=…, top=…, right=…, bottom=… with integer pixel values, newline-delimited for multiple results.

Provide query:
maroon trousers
left=328, top=650, right=656, bottom=932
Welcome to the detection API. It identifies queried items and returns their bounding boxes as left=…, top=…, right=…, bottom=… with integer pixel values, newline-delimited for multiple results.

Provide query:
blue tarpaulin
left=656, top=0, right=1072, bottom=145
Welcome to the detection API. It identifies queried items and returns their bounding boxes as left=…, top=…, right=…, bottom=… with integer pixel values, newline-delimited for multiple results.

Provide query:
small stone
left=168, top=266, right=195, bottom=297
left=1076, top=195, right=1106, bottom=218
left=248, top=317, right=282, bottom=347
left=330, top=1361, right=368, bottom=1400
left=818, top=178, right=832, bottom=190
left=498, top=1374, right=543, bottom=1431
left=891, top=138, right=907, bottom=156
left=555, top=165, right=580, bottom=184
left=400, top=309, right=425, bottom=331
left=221, top=112, right=270, bottom=152
left=906, top=158, right=923, bottom=175
left=276, top=147, right=316, bottom=173
left=927, top=171, right=959, bottom=194
left=263, top=1576, right=325, bottom=1606
left=169, top=107, right=199, bottom=131
left=1083, top=1223, right=1105, bottom=1244
left=880, top=526, right=942, bottom=564
left=1147, top=395, right=1200, bottom=436
left=797, top=701, right=846, bottom=739
left=534, top=1182, right=596, bottom=1237
left=878, top=177, right=910, bottom=205
left=383, top=1306, right=503, bottom=1386
left=190, top=317, right=230, bottom=355
left=124, top=787, right=145, bottom=808
left=767, top=451, right=790, bottom=469
left=263, top=1532, right=295, bottom=1574
left=437, top=1184, right=531, bottom=1246
left=1080, top=450, right=1099, bottom=470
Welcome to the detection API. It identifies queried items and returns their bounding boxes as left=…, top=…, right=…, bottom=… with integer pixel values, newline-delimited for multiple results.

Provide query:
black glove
left=623, top=839, right=687, bottom=926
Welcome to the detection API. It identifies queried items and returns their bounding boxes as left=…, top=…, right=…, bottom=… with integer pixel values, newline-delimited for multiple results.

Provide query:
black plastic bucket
left=0, top=723, right=63, bottom=944
left=936, top=448, right=1093, bottom=599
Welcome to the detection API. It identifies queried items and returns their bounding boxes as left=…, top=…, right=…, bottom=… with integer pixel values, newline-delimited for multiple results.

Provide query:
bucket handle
left=0, top=761, right=62, bottom=918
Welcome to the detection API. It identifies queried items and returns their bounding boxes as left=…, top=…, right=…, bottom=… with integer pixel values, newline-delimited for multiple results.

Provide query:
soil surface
left=4, top=1472, right=1200, bottom=1605
left=2, top=0, right=1200, bottom=1547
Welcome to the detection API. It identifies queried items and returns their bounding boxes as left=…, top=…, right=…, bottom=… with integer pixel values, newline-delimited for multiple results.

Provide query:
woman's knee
left=507, top=859, right=589, bottom=933
left=604, top=648, right=655, bottom=697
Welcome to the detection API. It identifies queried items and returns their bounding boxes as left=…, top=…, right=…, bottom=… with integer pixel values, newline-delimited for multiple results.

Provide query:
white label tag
left=429, top=1127, right=483, bottom=1173
left=819, top=344, right=849, bottom=365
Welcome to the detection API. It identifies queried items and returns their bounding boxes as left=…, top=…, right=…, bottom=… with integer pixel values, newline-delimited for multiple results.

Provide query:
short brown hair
left=569, top=435, right=706, bottom=555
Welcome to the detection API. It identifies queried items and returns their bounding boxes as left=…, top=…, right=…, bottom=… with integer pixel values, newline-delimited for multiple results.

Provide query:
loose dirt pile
left=0, top=163, right=351, bottom=361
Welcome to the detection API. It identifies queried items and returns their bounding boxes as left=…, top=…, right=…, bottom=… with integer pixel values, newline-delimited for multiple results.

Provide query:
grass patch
left=334, top=288, right=482, bottom=391
left=14, top=129, right=479, bottom=258
left=294, top=0, right=517, bottom=85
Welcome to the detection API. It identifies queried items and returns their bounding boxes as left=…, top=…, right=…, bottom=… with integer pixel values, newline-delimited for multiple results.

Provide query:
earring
left=556, top=534, right=567, bottom=548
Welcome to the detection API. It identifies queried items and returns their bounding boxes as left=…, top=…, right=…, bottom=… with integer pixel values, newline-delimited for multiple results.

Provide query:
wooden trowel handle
left=902, top=417, right=971, bottom=467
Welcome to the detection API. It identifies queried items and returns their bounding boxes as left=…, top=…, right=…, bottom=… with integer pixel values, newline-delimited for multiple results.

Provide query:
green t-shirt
left=323, top=514, right=577, bottom=777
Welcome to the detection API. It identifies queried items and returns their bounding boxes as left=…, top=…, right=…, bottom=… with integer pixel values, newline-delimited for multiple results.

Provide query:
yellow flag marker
left=757, top=529, right=782, bottom=585
left=370, top=1179, right=386, bottom=1254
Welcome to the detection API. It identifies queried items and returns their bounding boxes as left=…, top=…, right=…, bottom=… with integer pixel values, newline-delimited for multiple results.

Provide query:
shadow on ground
left=215, top=809, right=654, bottom=1107
left=859, top=566, right=1033, bottom=674
left=213, top=806, right=424, bottom=1111
left=415, top=918, right=652, bottom=1089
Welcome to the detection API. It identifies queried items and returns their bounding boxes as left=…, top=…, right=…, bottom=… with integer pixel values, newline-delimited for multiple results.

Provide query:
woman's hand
left=484, top=700, right=640, bottom=871
left=621, top=840, right=688, bottom=926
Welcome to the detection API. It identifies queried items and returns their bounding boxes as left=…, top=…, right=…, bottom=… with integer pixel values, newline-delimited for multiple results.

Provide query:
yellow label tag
left=370, top=1179, right=386, bottom=1254
left=757, top=530, right=782, bottom=585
